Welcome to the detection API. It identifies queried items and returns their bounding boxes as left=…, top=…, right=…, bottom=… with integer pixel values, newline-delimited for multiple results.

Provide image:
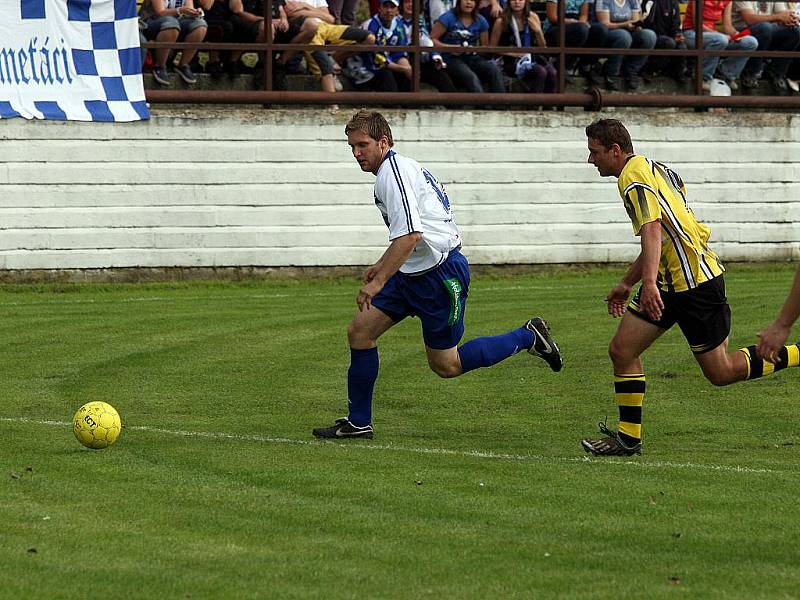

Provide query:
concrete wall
left=0, top=108, right=798, bottom=270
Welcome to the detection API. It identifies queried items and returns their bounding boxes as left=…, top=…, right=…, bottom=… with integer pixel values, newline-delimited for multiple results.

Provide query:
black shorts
left=628, top=275, right=731, bottom=354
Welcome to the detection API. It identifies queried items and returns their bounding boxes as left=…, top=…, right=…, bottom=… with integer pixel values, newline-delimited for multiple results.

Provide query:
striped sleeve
left=376, top=154, right=422, bottom=240
left=619, top=163, right=661, bottom=236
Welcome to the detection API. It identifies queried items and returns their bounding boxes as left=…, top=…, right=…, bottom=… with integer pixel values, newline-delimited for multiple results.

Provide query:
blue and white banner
left=0, top=0, right=149, bottom=121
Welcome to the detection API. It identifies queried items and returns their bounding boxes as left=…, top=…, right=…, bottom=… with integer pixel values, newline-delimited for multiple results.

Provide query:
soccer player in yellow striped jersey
left=580, top=118, right=800, bottom=457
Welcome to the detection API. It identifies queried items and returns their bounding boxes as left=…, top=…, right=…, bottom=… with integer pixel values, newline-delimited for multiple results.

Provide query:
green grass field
left=1, top=264, right=798, bottom=599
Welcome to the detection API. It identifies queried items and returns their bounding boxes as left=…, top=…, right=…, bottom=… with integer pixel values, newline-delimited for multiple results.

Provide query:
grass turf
left=1, top=264, right=798, bottom=599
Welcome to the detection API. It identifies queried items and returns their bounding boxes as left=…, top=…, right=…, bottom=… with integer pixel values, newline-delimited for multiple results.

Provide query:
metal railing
left=142, top=0, right=800, bottom=109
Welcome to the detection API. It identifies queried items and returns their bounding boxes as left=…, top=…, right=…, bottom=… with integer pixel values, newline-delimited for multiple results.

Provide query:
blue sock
left=347, top=347, right=379, bottom=426
left=457, top=326, right=535, bottom=374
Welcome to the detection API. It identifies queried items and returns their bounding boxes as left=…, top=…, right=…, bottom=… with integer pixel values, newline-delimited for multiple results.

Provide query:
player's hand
left=756, top=321, right=790, bottom=362
left=605, top=282, right=631, bottom=318
left=356, top=280, right=383, bottom=312
left=362, top=265, right=379, bottom=284
left=778, top=10, right=796, bottom=26
left=639, top=282, right=664, bottom=321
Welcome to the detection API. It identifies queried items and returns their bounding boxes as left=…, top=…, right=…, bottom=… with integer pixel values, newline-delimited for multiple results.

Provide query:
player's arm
left=358, top=232, right=421, bottom=311
left=637, top=220, right=664, bottom=321
left=757, top=266, right=800, bottom=361
left=606, top=255, right=641, bottom=318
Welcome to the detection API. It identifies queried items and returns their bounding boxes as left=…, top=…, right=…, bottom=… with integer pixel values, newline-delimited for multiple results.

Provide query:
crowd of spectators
left=138, top=0, right=800, bottom=94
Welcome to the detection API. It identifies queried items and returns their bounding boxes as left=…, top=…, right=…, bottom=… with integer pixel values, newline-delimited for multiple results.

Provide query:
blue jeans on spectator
left=648, top=35, right=687, bottom=79
left=683, top=29, right=758, bottom=81
left=545, top=22, right=590, bottom=70
left=445, top=54, right=506, bottom=93
left=603, top=27, right=657, bottom=78
left=744, top=22, right=800, bottom=78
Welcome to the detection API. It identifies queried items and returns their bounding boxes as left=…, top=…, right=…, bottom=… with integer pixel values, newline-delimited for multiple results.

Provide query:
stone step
left=0, top=182, right=789, bottom=207
left=2, top=138, right=798, bottom=164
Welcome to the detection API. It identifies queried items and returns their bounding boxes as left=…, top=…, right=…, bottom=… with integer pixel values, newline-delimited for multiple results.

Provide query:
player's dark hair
left=585, top=119, right=634, bottom=154
left=345, top=111, right=394, bottom=146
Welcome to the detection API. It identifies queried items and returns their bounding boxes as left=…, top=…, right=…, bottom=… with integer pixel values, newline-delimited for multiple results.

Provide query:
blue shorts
left=371, top=250, right=470, bottom=350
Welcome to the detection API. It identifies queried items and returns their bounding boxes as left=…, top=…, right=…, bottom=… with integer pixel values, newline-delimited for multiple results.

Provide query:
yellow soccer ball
left=73, top=401, right=122, bottom=449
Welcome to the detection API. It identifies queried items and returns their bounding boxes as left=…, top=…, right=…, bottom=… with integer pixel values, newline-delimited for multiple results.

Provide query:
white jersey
left=374, top=150, right=461, bottom=274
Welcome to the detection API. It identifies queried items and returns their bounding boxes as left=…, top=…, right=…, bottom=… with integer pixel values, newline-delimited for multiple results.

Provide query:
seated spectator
left=430, top=0, right=506, bottom=93
left=282, top=0, right=336, bottom=74
left=196, top=0, right=236, bottom=74
left=490, top=0, right=558, bottom=93
left=428, top=0, right=457, bottom=25
left=140, top=0, right=208, bottom=85
left=594, top=0, right=657, bottom=90
left=328, top=0, right=359, bottom=25
left=305, top=22, right=378, bottom=92
left=229, top=0, right=319, bottom=79
left=399, top=0, right=458, bottom=92
left=683, top=0, right=758, bottom=91
left=363, top=0, right=414, bottom=91
left=478, top=0, right=503, bottom=22
left=543, top=0, right=607, bottom=83
left=733, top=0, right=800, bottom=93
left=286, top=0, right=335, bottom=23
left=641, top=0, right=688, bottom=83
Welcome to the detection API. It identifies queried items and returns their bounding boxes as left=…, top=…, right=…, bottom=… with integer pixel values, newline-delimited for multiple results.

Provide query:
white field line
left=1, top=417, right=784, bottom=476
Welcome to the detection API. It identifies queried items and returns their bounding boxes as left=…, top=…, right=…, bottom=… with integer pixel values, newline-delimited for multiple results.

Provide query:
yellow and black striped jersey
left=617, top=155, right=724, bottom=293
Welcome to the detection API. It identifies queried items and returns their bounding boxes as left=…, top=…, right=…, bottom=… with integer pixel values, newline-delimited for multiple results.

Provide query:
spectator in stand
left=428, top=0, right=457, bottom=25
left=287, top=0, right=335, bottom=22
left=195, top=0, right=235, bottom=75
left=641, top=0, right=688, bottom=83
left=140, top=0, right=209, bottom=85
left=490, top=0, right=558, bottom=93
left=309, top=22, right=388, bottom=92
left=683, top=0, right=758, bottom=92
left=363, top=0, right=414, bottom=91
left=430, top=0, right=506, bottom=92
left=399, top=0, right=458, bottom=92
left=544, top=0, right=607, bottom=83
left=733, top=0, right=800, bottom=93
left=328, top=0, right=359, bottom=24
left=593, top=0, right=657, bottom=90
left=478, top=0, right=504, bottom=22
left=229, top=0, right=319, bottom=78
left=283, top=1, right=336, bottom=74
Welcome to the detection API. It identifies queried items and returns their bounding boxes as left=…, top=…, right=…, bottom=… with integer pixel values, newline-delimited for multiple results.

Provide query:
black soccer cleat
left=526, top=317, right=563, bottom=372
left=312, top=417, right=374, bottom=439
left=581, top=421, right=642, bottom=456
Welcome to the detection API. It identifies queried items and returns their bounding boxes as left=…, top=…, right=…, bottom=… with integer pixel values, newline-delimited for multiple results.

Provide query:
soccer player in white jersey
left=313, top=110, right=562, bottom=439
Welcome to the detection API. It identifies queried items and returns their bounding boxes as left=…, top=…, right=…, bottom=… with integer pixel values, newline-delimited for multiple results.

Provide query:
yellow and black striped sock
left=740, top=343, right=800, bottom=380
left=615, top=373, right=645, bottom=446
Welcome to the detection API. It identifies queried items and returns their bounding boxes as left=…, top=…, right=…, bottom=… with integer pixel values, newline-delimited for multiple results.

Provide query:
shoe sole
left=312, top=431, right=373, bottom=439
left=153, top=75, right=170, bottom=86
left=581, top=439, right=641, bottom=456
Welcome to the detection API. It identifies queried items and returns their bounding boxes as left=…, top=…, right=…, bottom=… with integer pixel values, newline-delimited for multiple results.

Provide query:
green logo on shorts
left=443, top=278, right=463, bottom=325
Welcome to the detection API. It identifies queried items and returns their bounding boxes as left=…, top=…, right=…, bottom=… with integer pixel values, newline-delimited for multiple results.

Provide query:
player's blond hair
left=585, top=119, right=634, bottom=154
left=345, top=111, right=394, bottom=146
